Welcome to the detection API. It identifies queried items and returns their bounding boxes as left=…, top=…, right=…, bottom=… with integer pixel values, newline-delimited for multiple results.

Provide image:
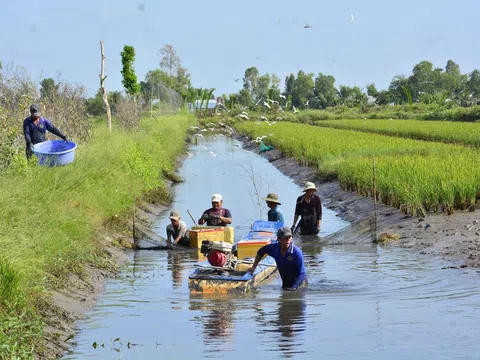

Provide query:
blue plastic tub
left=31, top=140, right=77, bottom=167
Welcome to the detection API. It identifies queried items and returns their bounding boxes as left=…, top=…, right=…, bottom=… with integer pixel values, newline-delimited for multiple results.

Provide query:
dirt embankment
left=239, top=135, right=480, bottom=269
left=42, top=199, right=171, bottom=359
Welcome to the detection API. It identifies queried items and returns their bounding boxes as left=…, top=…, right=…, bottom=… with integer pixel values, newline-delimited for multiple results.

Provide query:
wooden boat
left=188, top=256, right=277, bottom=294
left=188, top=220, right=284, bottom=293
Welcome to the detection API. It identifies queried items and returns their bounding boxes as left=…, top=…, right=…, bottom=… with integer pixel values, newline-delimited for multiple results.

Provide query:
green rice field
left=316, top=119, right=480, bottom=147
left=234, top=121, right=480, bottom=216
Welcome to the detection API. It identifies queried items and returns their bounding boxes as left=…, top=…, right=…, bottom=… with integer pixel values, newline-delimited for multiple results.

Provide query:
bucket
left=31, top=140, right=77, bottom=167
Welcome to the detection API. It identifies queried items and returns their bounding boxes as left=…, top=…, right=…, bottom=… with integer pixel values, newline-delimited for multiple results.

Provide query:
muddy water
left=65, top=137, right=480, bottom=360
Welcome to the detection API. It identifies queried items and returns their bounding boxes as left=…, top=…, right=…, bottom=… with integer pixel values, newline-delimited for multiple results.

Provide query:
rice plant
left=316, top=119, right=480, bottom=147
left=235, top=121, right=480, bottom=215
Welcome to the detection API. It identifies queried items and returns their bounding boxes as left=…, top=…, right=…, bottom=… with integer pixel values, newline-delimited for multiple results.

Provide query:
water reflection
left=258, top=292, right=307, bottom=358
left=167, top=251, right=185, bottom=288
left=189, top=294, right=236, bottom=345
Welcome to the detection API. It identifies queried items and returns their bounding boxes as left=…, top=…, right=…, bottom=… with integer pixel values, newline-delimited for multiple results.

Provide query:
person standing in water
left=247, top=227, right=307, bottom=290
left=291, top=182, right=322, bottom=235
left=262, top=192, right=284, bottom=223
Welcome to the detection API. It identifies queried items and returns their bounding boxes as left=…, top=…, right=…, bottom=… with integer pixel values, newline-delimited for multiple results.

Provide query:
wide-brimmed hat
left=169, top=210, right=181, bottom=220
left=211, top=193, right=223, bottom=202
left=277, top=227, right=292, bottom=238
left=303, top=181, right=317, bottom=192
left=262, top=192, right=281, bottom=205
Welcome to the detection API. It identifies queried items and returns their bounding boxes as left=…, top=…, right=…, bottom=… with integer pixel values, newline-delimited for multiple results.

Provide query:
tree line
left=223, top=60, right=480, bottom=111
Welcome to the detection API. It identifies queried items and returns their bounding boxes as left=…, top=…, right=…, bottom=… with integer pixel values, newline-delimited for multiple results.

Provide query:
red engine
left=201, top=240, right=233, bottom=268
left=207, top=250, right=227, bottom=267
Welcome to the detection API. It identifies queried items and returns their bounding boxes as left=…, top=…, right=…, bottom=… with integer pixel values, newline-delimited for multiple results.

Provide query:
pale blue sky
left=1, top=0, right=478, bottom=97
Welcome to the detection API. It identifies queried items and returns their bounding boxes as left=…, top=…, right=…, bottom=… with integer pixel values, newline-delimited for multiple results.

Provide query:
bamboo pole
left=372, top=155, right=378, bottom=241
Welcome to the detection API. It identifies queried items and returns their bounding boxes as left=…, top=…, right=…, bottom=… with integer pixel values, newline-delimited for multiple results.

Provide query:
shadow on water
left=64, top=136, right=480, bottom=360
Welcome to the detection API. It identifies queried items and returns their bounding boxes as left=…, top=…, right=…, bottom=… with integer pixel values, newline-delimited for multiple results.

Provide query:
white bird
left=263, top=101, right=271, bottom=109
left=305, top=100, right=309, bottom=106
left=241, top=111, right=249, bottom=116
left=186, top=151, right=194, bottom=157
left=236, top=113, right=249, bottom=120
left=260, top=116, right=268, bottom=121
left=200, top=144, right=208, bottom=150
left=208, top=151, right=217, bottom=157
left=189, top=126, right=200, bottom=130
left=279, top=94, right=286, bottom=100
left=350, top=13, right=355, bottom=24
left=200, top=128, right=208, bottom=132
left=292, top=105, right=298, bottom=114
left=217, top=133, right=225, bottom=137
left=193, top=133, right=204, bottom=138
left=276, top=117, right=283, bottom=121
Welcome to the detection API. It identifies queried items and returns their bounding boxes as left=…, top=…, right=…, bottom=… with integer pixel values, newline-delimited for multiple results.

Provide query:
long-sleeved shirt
left=23, top=116, right=66, bottom=145
left=295, top=193, right=322, bottom=235
left=257, top=241, right=306, bottom=289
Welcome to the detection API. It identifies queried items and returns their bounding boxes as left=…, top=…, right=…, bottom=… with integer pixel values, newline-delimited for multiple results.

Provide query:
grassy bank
left=315, top=119, right=480, bottom=147
left=0, top=112, right=195, bottom=358
left=234, top=121, right=480, bottom=216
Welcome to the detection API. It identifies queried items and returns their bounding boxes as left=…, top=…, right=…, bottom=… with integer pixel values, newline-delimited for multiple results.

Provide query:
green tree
left=120, top=45, right=140, bottom=97
left=314, top=73, right=338, bottom=109
left=40, top=78, right=59, bottom=99
left=441, top=60, right=467, bottom=98
left=467, top=69, right=480, bottom=98
left=292, top=71, right=314, bottom=108
left=86, top=89, right=106, bottom=116
left=338, top=85, right=366, bottom=107
left=388, top=75, right=409, bottom=104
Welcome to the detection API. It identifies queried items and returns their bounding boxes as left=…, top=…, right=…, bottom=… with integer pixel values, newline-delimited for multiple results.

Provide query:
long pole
left=372, top=155, right=378, bottom=241
left=187, top=210, right=198, bottom=227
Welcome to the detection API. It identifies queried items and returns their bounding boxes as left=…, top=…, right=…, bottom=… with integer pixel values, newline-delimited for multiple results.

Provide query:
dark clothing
left=201, top=207, right=232, bottom=226
left=257, top=241, right=306, bottom=289
left=295, top=193, right=322, bottom=235
left=268, top=206, right=284, bottom=223
left=23, top=116, right=66, bottom=158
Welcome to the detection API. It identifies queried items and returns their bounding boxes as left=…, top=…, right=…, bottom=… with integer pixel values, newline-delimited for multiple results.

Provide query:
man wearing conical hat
left=291, top=182, right=322, bottom=235
left=262, top=192, right=284, bottom=223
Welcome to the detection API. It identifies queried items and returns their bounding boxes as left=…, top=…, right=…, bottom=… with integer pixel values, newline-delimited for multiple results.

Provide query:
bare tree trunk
left=99, top=40, right=112, bottom=132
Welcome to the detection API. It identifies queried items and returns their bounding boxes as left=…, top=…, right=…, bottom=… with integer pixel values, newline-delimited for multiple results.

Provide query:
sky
left=1, top=0, right=479, bottom=97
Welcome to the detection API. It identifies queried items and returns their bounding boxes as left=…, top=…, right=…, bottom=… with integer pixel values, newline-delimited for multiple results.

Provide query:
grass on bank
left=234, top=121, right=480, bottom=216
left=0, top=112, right=196, bottom=359
left=315, top=119, right=480, bottom=148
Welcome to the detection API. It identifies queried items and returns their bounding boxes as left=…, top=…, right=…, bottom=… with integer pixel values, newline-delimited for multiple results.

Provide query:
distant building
left=187, top=100, right=217, bottom=112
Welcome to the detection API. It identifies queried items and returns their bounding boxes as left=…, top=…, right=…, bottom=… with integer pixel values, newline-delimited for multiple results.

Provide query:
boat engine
left=200, top=241, right=233, bottom=268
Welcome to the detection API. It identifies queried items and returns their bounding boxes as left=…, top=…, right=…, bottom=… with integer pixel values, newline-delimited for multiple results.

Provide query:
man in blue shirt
left=262, top=192, right=284, bottom=223
left=23, top=104, right=67, bottom=159
left=247, top=227, right=307, bottom=290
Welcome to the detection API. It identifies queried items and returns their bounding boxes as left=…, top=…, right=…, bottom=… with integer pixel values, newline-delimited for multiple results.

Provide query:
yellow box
left=236, top=239, right=271, bottom=260
left=190, top=226, right=234, bottom=244
left=189, top=228, right=226, bottom=248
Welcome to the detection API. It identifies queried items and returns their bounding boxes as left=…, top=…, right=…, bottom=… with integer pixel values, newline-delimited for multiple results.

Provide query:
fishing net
left=144, top=81, right=183, bottom=115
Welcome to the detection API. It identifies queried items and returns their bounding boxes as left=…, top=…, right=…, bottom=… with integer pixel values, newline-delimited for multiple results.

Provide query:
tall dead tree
left=99, top=40, right=112, bottom=132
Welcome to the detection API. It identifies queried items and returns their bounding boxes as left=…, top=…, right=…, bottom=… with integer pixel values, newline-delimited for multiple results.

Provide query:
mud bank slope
left=239, top=136, right=480, bottom=268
